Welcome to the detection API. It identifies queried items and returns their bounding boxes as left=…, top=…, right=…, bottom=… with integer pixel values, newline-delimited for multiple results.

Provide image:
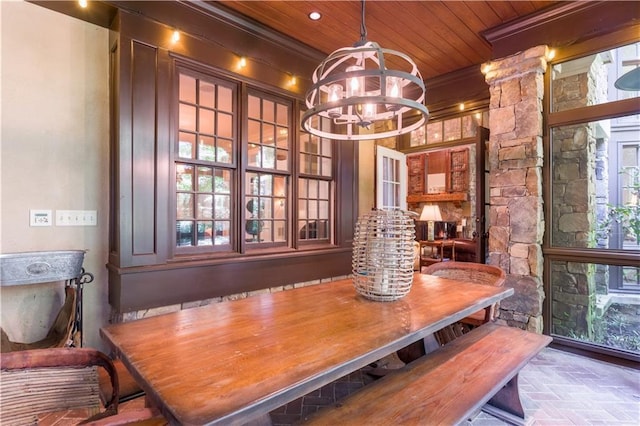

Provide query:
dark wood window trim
left=107, top=8, right=356, bottom=313
left=543, top=43, right=640, bottom=255
left=542, top=33, right=640, bottom=363
left=174, top=66, right=238, bottom=255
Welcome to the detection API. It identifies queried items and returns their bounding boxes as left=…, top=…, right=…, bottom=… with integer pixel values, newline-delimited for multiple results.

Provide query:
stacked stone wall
left=484, top=46, right=548, bottom=333
left=549, top=55, right=609, bottom=337
left=594, top=136, right=610, bottom=294
left=551, top=261, right=595, bottom=339
left=550, top=124, right=596, bottom=248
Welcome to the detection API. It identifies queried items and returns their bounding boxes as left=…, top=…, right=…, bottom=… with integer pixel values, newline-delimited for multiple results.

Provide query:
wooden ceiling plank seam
left=424, top=1, right=492, bottom=63
left=302, top=2, right=366, bottom=52
left=357, top=1, right=457, bottom=54
left=510, top=1, right=538, bottom=16
left=185, top=1, right=326, bottom=62
left=219, top=0, right=448, bottom=78
left=207, top=0, right=562, bottom=83
left=521, top=1, right=560, bottom=16
left=341, top=17, right=447, bottom=76
left=219, top=1, right=320, bottom=42
left=224, top=0, right=449, bottom=78
left=463, top=1, right=507, bottom=28
left=370, top=1, right=471, bottom=75
left=282, top=0, right=365, bottom=47
left=342, top=3, right=454, bottom=76
left=402, top=1, right=486, bottom=66
left=485, top=1, right=520, bottom=23
left=441, top=2, right=492, bottom=34
left=258, top=3, right=348, bottom=55
left=277, top=0, right=364, bottom=47
left=530, top=1, right=558, bottom=10
left=221, top=1, right=362, bottom=55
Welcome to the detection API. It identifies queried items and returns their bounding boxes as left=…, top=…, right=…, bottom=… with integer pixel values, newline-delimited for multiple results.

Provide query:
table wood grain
left=100, top=273, right=514, bottom=425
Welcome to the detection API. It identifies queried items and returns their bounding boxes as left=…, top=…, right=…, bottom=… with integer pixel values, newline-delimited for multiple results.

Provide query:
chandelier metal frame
left=301, top=1, right=429, bottom=141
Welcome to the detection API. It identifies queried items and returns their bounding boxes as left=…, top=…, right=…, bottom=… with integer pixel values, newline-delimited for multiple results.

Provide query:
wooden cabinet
left=406, top=147, right=469, bottom=204
left=425, top=150, right=448, bottom=193
left=449, top=148, right=469, bottom=193
left=407, top=154, right=426, bottom=195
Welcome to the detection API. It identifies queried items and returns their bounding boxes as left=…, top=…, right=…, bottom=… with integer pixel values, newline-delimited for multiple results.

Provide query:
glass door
left=376, top=145, right=407, bottom=211
left=474, top=127, right=490, bottom=263
left=401, top=126, right=489, bottom=264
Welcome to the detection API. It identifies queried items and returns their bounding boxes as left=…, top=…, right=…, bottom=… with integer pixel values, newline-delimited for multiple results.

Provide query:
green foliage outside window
left=596, top=167, right=640, bottom=246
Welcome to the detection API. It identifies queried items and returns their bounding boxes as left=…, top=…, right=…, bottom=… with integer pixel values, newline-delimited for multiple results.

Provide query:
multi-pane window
left=247, top=94, right=290, bottom=171
left=409, top=110, right=489, bottom=147
left=176, top=70, right=235, bottom=249
left=245, top=172, right=287, bottom=243
left=176, top=165, right=232, bottom=247
left=620, top=144, right=639, bottom=208
left=298, top=113, right=333, bottom=241
left=298, top=178, right=330, bottom=240
left=546, top=41, right=640, bottom=357
left=245, top=92, right=291, bottom=245
left=175, top=68, right=335, bottom=251
left=377, top=146, right=406, bottom=211
left=617, top=142, right=640, bottom=291
left=300, top=116, right=332, bottom=177
left=549, top=43, right=640, bottom=253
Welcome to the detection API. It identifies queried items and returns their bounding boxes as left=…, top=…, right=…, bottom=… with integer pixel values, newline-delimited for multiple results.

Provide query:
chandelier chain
left=359, top=0, right=368, bottom=45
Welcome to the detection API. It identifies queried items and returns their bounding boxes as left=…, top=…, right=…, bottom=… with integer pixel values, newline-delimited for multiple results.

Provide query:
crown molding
left=177, top=0, right=327, bottom=64
left=483, top=1, right=639, bottom=59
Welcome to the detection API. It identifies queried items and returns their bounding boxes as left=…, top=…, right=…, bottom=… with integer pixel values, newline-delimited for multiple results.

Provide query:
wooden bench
left=304, top=323, right=552, bottom=425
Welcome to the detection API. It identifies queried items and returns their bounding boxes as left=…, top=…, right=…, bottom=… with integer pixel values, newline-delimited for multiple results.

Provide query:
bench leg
left=423, top=333, right=440, bottom=354
left=396, top=333, right=441, bottom=365
left=482, top=374, right=526, bottom=425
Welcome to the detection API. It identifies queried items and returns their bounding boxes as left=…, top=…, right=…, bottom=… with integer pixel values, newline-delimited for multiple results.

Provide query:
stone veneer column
left=483, top=45, right=549, bottom=333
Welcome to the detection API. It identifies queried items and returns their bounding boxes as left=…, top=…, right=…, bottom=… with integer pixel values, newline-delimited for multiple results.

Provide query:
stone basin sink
left=0, top=250, right=86, bottom=286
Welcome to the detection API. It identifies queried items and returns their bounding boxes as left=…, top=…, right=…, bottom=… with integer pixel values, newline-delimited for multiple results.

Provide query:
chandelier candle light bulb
left=362, top=101, right=376, bottom=123
left=346, top=65, right=365, bottom=98
left=327, top=84, right=343, bottom=118
left=386, top=76, right=402, bottom=111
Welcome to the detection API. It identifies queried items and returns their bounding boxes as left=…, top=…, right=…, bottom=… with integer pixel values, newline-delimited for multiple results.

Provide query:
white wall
left=358, top=140, right=376, bottom=216
left=0, top=0, right=110, bottom=350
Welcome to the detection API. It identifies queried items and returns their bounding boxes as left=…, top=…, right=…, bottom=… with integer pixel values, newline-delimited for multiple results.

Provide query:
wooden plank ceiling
left=216, top=1, right=560, bottom=80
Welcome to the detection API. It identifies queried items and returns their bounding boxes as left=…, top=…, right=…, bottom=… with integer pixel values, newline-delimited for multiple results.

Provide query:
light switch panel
left=30, top=209, right=53, bottom=227
left=56, top=210, right=97, bottom=226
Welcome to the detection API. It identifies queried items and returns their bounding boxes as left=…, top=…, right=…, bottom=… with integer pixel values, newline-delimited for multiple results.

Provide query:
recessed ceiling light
left=309, top=11, right=321, bottom=21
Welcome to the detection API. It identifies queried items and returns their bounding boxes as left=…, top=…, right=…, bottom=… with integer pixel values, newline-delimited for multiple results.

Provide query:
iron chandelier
left=301, top=0, right=429, bottom=141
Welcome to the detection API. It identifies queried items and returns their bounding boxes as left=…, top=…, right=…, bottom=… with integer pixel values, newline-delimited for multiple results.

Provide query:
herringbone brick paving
left=270, top=348, right=640, bottom=426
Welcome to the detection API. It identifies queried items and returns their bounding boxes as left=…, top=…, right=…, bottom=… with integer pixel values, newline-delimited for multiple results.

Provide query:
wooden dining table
left=100, top=272, right=514, bottom=425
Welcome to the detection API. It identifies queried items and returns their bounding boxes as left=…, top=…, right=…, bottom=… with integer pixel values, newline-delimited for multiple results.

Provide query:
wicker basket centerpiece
left=352, top=210, right=416, bottom=301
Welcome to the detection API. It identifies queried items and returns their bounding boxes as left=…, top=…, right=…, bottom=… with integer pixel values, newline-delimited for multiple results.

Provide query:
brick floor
left=270, top=369, right=377, bottom=425
left=270, top=348, right=640, bottom=426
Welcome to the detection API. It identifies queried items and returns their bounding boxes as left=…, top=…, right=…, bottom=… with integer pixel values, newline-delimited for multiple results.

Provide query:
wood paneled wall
left=107, top=8, right=357, bottom=313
